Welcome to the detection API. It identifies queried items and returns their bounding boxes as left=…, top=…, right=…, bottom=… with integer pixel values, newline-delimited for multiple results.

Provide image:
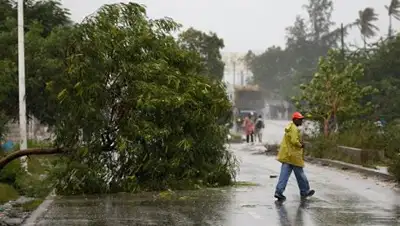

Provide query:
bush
left=0, top=144, right=56, bottom=198
left=0, top=183, right=19, bottom=204
left=14, top=172, right=52, bottom=198
left=388, top=155, right=400, bottom=182
left=381, top=124, right=400, bottom=159
left=306, top=120, right=400, bottom=177
left=305, top=135, right=337, bottom=158
left=332, top=121, right=384, bottom=149
left=0, top=159, right=22, bottom=185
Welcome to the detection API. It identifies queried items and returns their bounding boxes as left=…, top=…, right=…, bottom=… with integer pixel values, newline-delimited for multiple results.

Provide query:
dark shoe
left=301, top=190, right=315, bottom=198
left=274, top=192, right=286, bottom=201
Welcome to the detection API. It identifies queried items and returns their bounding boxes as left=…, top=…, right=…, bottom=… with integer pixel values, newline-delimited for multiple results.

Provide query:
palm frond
left=357, top=7, right=379, bottom=38
left=386, top=0, right=400, bottom=16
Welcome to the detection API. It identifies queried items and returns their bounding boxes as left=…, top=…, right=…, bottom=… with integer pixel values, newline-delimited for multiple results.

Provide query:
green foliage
left=14, top=173, right=52, bottom=198
left=385, top=0, right=400, bottom=37
left=0, top=160, right=22, bottom=185
left=0, top=112, right=9, bottom=142
left=306, top=121, right=400, bottom=170
left=247, top=0, right=338, bottom=99
left=305, top=136, right=337, bottom=159
left=0, top=156, right=54, bottom=198
left=356, top=7, right=379, bottom=46
left=362, top=35, right=400, bottom=121
left=0, top=183, right=19, bottom=204
left=178, top=27, right=225, bottom=80
left=248, top=46, right=293, bottom=98
left=337, top=121, right=385, bottom=150
left=47, top=3, right=237, bottom=194
left=247, top=1, right=383, bottom=101
left=294, top=50, right=376, bottom=135
left=378, top=123, right=400, bottom=159
left=0, top=0, right=72, bottom=125
left=233, top=181, right=259, bottom=187
left=388, top=155, right=400, bottom=182
left=0, top=141, right=56, bottom=198
left=14, top=199, right=43, bottom=211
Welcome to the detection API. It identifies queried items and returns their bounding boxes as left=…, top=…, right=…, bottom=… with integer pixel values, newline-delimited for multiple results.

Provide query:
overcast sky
left=60, top=0, right=400, bottom=53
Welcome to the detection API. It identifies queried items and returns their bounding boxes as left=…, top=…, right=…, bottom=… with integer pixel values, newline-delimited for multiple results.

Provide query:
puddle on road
left=36, top=189, right=233, bottom=226
left=32, top=187, right=400, bottom=226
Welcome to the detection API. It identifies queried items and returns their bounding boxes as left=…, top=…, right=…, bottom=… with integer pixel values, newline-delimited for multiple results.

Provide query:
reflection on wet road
left=230, top=144, right=400, bottom=226
left=28, top=120, right=400, bottom=225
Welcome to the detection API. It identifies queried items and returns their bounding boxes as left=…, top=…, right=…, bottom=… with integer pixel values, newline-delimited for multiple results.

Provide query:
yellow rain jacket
left=277, top=122, right=304, bottom=167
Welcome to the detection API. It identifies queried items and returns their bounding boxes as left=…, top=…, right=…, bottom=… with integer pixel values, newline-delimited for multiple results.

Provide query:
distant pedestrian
left=243, top=113, right=254, bottom=143
left=274, top=112, right=315, bottom=201
left=254, top=115, right=264, bottom=143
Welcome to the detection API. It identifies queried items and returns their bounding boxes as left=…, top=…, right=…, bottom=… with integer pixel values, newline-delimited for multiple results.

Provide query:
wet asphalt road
left=27, top=120, right=400, bottom=226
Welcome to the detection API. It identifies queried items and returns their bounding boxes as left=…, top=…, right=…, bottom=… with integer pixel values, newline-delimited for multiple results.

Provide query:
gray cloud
left=60, top=0, right=400, bottom=52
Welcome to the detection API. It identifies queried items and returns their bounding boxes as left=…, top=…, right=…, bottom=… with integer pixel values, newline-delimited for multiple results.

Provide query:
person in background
left=274, top=112, right=315, bottom=201
left=254, top=115, right=265, bottom=143
left=243, top=112, right=255, bottom=144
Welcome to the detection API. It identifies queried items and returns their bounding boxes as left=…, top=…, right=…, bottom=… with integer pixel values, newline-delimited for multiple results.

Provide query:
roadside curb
left=262, top=149, right=394, bottom=181
left=22, top=191, right=55, bottom=226
left=305, top=157, right=394, bottom=181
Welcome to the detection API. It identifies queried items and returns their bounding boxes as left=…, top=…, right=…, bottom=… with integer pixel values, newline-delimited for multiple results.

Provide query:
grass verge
left=232, top=181, right=259, bottom=187
left=0, top=183, right=19, bottom=204
left=13, top=199, right=44, bottom=211
left=0, top=139, right=57, bottom=206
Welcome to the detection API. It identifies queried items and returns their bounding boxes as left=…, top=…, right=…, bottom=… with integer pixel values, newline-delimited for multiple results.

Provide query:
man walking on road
left=254, top=115, right=264, bottom=143
left=274, top=112, right=315, bottom=201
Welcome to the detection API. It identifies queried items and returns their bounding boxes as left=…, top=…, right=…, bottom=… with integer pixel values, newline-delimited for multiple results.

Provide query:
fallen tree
left=42, top=2, right=237, bottom=194
left=0, top=148, right=64, bottom=171
left=0, top=2, right=237, bottom=195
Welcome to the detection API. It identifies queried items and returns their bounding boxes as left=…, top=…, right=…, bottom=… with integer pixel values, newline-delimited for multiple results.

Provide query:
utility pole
left=18, top=0, right=28, bottom=170
left=232, top=60, right=236, bottom=87
left=231, top=55, right=238, bottom=133
left=340, top=23, right=345, bottom=58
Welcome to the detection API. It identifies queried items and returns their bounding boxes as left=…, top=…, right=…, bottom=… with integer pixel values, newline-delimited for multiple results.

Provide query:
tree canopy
left=0, top=0, right=71, bottom=125
left=246, top=0, right=338, bottom=100
left=178, top=27, right=225, bottom=80
left=361, top=35, right=400, bottom=121
left=295, top=50, right=376, bottom=136
left=0, top=2, right=236, bottom=194
left=245, top=0, right=385, bottom=101
left=47, top=3, right=236, bottom=193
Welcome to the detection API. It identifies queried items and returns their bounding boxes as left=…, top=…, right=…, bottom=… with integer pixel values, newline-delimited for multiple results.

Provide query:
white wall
left=5, top=117, right=52, bottom=143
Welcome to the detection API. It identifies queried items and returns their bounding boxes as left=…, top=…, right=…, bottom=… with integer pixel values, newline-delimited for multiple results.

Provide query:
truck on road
left=232, top=85, right=264, bottom=133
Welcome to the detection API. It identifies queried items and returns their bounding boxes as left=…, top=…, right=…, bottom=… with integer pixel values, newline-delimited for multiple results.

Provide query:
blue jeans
left=275, top=163, right=310, bottom=196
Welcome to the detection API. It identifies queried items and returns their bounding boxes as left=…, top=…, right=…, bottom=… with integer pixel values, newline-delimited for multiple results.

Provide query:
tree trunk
left=323, top=118, right=329, bottom=137
left=363, top=35, right=367, bottom=49
left=388, top=16, right=392, bottom=38
left=0, top=148, right=64, bottom=171
left=340, top=23, right=345, bottom=57
left=333, top=113, right=338, bottom=133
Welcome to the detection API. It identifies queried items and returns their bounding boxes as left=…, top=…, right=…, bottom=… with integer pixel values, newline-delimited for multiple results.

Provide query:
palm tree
left=355, top=7, right=379, bottom=48
left=385, top=0, right=400, bottom=37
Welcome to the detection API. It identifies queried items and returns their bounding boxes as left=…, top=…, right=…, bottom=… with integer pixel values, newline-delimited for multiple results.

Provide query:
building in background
left=221, top=52, right=291, bottom=120
left=5, top=118, right=52, bottom=144
left=221, top=52, right=257, bottom=86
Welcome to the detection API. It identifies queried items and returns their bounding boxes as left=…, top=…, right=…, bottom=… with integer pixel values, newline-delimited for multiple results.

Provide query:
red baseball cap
left=292, top=112, right=304, bottom=119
